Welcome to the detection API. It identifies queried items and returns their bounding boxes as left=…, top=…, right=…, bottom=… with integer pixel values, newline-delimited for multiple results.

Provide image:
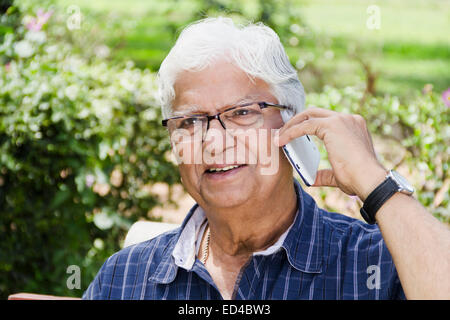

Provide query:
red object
left=8, top=293, right=81, bottom=300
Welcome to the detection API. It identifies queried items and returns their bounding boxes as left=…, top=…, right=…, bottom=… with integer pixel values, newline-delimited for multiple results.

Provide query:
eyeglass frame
left=161, top=101, right=293, bottom=133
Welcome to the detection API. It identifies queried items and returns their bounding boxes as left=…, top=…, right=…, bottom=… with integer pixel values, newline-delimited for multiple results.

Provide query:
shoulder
left=82, top=227, right=180, bottom=299
left=298, top=185, right=386, bottom=257
left=318, top=207, right=399, bottom=274
left=318, top=208, right=404, bottom=300
left=319, top=208, right=389, bottom=256
left=320, top=209, right=406, bottom=299
left=298, top=182, right=381, bottom=243
left=105, top=226, right=181, bottom=270
left=321, top=208, right=382, bottom=237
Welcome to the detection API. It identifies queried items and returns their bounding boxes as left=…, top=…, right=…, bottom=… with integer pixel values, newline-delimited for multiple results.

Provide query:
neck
left=204, top=179, right=298, bottom=257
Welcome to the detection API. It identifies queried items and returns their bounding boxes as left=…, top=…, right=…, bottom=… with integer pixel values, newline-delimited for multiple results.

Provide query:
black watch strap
left=360, top=177, right=398, bottom=224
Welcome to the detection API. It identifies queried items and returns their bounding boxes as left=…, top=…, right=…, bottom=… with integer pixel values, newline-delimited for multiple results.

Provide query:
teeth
left=208, top=165, right=240, bottom=172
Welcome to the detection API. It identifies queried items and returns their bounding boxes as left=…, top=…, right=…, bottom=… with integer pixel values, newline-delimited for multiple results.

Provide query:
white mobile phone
left=280, top=109, right=320, bottom=186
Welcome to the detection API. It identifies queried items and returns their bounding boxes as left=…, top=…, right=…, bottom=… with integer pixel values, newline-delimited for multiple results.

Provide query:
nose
left=203, top=115, right=226, bottom=141
left=202, top=116, right=234, bottom=162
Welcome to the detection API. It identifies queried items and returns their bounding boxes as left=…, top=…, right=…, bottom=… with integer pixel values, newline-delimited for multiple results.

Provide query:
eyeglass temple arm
left=260, top=102, right=294, bottom=112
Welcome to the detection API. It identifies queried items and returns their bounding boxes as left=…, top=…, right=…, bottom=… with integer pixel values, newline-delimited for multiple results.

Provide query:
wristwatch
left=360, top=170, right=414, bottom=224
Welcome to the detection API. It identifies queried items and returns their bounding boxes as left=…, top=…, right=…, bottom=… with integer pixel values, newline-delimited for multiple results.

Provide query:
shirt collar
left=148, top=204, right=198, bottom=284
left=148, top=179, right=323, bottom=284
left=171, top=206, right=206, bottom=270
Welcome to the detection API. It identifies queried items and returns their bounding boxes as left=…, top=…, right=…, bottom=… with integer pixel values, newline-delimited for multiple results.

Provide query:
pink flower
left=443, top=88, right=450, bottom=107
left=25, top=9, right=53, bottom=31
left=5, top=62, right=11, bottom=72
left=85, top=174, right=95, bottom=188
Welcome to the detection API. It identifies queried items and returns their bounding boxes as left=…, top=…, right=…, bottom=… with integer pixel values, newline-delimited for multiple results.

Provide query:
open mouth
left=205, top=164, right=247, bottom=175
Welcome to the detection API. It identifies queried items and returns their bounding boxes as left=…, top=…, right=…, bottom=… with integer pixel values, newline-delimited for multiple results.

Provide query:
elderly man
left=83, top=17, right=449, bottom=300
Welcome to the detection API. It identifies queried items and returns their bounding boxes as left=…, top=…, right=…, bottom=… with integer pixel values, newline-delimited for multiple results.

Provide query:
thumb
left=312, top=169, right=338, bottom=188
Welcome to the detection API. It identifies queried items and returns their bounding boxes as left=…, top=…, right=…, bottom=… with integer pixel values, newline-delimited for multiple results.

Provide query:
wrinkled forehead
left=172, top=94, right=264, bottom=117
left=171, top=61, right=275, bottom=116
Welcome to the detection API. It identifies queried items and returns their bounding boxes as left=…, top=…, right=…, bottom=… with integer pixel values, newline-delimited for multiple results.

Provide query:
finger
left=277, top=118, right=328, bottom=146
left=352, top=114, right=375, bottom=152
left=366, top=126, right=376, bottom=153
left=302, top=106, right=337, bottom=118
left=312, top=169, right=338, bottom=188
left=280, top=107, right=337, bottom=134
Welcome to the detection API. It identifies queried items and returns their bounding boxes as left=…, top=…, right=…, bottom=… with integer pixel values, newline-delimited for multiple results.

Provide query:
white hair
left=157, top=16, right=305, bottom=120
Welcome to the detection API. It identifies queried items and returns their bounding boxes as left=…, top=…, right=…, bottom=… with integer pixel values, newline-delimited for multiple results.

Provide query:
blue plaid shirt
left=83, top=179, right=405, bottom=300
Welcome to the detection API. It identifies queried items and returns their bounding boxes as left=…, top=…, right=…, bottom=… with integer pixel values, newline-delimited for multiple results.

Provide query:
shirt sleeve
left=82, top=259, right=108, bottom=300
left=352, top=221, right=407, bottom=300
left=377, top=237, right=406, bottom=300
left=390, top=270, right=406, bottom=300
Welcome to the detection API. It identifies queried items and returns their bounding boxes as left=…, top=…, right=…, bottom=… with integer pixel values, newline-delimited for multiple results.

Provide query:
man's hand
left=275, top=107, right=386, bottom=201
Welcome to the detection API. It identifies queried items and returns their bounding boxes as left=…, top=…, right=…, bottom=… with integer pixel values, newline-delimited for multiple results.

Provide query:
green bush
left=0, top=2, right=179, bottom=298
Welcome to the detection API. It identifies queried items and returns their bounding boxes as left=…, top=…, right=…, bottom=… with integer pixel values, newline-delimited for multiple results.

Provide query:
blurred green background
left=0, top=0, right=448, bottom=298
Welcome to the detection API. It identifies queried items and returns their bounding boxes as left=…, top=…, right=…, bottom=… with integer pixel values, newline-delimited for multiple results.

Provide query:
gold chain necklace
left=200, top=225, right=211, bottom=264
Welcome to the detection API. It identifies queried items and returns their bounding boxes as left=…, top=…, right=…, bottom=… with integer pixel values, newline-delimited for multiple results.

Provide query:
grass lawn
left=300, top=0, right=450, bottom=96
left=55, top=0, right=449, bottom=97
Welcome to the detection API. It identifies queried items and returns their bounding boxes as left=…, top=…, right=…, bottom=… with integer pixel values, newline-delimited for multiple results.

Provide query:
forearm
left=375, top=192, right=450, bottom=299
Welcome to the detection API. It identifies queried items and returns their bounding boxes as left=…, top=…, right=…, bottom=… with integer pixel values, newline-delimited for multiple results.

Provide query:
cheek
left=233, top=132, right=258, bottom=164
left=253, top=116, right=285, bottom=175
left=171, top=136, right=203, bottom=165
left=235, top=128, right=281, bottom=173
left=178, top=163, right=202, bottom=189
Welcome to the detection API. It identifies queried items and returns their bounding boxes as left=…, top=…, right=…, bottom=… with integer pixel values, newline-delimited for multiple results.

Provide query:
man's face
left=171, top=60, right=292, bottom=209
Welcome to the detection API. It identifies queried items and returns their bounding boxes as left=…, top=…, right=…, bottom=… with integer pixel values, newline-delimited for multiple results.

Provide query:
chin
left=199, top=179, right=255, bottom=209
left=204, top=190, right=251, bottom=209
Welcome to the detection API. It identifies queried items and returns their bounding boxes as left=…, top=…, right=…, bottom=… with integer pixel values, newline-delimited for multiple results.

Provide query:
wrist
left=356, top=164, right=388, bottom=202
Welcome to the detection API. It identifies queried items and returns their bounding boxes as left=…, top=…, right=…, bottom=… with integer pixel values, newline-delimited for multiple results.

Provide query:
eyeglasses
left=161, top=101, right=292, bottom=142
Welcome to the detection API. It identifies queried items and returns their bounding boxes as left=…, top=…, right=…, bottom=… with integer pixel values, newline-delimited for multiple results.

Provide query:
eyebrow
left=171, top=94, right=260, bottom=117
left=172, top=106, right=203, bottom=117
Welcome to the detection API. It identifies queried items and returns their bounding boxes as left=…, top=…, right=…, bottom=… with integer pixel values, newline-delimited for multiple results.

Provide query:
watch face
left=391, top=170, right=414, bottom=194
